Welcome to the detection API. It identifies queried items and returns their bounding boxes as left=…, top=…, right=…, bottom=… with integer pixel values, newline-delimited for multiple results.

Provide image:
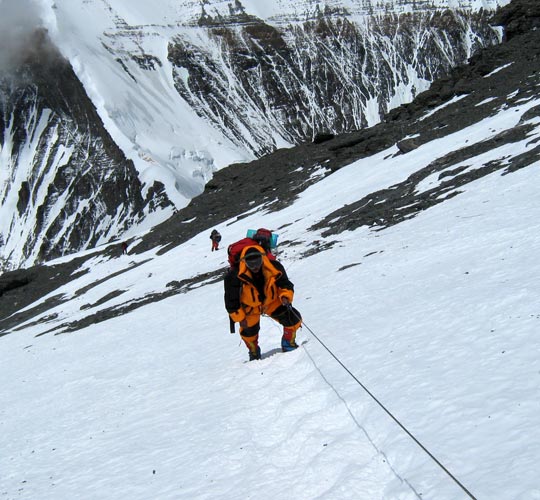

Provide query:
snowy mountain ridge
left=95, top=0, right=508, bottom=25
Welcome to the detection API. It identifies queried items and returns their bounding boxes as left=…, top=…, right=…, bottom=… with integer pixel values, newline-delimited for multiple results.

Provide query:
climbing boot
left=241, top=334, right=261, bottom=361
left=249, top=346, right=261, bottom=361
left=281, top=327, right=298, bottom=352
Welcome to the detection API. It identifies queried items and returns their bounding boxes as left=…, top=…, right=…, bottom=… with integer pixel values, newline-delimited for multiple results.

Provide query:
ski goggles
left=243, top=253, right=263, bottom=270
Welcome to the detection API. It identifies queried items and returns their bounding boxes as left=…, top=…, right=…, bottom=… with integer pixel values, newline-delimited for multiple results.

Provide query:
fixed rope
left=287, top=306, right=477, bottom=500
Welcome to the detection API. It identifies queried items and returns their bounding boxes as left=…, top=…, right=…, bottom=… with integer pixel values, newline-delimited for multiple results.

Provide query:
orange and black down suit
left=224, top=245, right=302, bottom=353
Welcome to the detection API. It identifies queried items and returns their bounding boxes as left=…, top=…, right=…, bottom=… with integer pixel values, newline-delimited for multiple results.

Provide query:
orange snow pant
left=240, top=304, right=302, bottom=350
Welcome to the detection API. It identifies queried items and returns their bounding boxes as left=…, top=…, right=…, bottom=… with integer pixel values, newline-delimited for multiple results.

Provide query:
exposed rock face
left=0, top=30, right=171, bottom=271
left=169, top=9, right=500, bottom=156
left=491, top=0, right=540, bottom=40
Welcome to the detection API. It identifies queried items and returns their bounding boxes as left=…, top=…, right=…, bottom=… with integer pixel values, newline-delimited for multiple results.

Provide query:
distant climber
left=121, top=242, right=128, bottom=255
left=224, top=244, right=302, bottom=361
left=210, top=229, right=222, bottom=251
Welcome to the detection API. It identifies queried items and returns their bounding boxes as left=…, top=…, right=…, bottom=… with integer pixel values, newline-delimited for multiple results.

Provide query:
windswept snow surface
left=2, top=83, right=540, bottom=499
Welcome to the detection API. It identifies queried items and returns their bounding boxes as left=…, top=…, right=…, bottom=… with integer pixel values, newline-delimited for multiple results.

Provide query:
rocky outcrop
left=491, top=0, right=540, bottom=41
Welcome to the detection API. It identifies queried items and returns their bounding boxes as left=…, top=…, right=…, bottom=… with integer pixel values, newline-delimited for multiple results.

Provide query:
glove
left=281, top=297, right=291, bottom=306
left=239, top=319, right=248, bottom=328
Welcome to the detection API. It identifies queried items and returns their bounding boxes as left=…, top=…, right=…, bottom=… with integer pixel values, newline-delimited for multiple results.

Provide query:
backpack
left=227, top=237, right=275, bottom=268
left=246, top=228, right=278, bottom=250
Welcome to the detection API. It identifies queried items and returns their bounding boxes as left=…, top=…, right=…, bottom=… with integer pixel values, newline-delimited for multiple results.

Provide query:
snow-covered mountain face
left=0, top=29, right=172, bottom=272
left=1, top=4, right=540, bottom=498
left=170, top=7, right=501, bottom=156
left=0, top=0, right=509, bottom=272
left=48, top=0, right=509, bottom=162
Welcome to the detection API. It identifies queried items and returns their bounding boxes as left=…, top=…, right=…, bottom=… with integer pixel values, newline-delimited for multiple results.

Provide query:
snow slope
left=1, top=73, right=540, bottom=499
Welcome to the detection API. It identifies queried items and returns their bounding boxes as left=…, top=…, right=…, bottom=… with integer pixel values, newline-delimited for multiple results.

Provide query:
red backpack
left=227, top=238, right=275, bottom=268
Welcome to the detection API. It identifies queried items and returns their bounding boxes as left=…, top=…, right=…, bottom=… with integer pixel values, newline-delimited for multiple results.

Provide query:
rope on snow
left=288, top=307, right=478, bottom=500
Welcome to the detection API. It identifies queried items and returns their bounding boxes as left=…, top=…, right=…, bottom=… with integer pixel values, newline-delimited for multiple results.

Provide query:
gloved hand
left=281, top=297, right=291, bottom=307
left=240, top=319, right=248, bottom=329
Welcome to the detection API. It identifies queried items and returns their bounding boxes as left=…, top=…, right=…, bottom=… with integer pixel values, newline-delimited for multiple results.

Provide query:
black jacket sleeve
left=224, top=269, right=242, bottom=313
